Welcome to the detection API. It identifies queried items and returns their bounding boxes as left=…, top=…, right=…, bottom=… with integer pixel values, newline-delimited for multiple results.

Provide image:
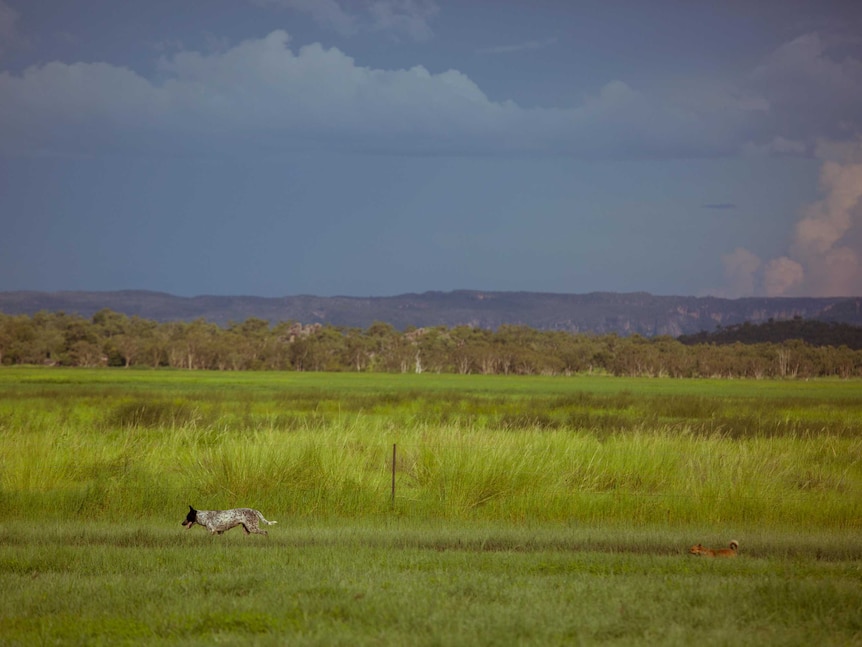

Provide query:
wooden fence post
left=391, top=443, right=397, bottom=508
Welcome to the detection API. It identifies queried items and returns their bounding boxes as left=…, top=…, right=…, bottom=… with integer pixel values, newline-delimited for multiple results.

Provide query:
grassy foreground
left=1, top=368, right=861, bottom=644
left=1, top=521, right=861, bottom=646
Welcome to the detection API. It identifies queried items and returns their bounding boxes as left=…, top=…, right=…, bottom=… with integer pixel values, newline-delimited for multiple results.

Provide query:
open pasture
left=1, top=367, right=861, bottom=644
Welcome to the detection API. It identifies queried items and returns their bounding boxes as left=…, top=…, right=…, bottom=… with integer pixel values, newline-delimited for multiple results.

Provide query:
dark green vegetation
left=2, top=309, right=862, bottom=377
left=1, top=369, right=860, bottom=644
left=679, top=316, right=862, bottom=349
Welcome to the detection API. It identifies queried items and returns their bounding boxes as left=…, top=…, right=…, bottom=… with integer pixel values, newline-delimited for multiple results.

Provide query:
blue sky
left=1, top=0, right=860, bottom=298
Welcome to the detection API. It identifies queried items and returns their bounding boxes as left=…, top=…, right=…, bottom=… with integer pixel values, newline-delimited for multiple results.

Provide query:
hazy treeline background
left=1, top=309, right=861, bottom=378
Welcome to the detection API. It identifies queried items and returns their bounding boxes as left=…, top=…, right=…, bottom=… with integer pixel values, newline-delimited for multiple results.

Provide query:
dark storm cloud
left=3, top=28, right=858, bottom=161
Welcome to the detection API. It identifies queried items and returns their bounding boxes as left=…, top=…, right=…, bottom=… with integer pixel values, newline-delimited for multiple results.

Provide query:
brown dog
left=689, top=540, right=739, bottom=557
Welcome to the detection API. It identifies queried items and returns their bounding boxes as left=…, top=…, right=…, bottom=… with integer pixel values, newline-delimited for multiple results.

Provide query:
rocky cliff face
left=0, top=289, right=859, bottom=336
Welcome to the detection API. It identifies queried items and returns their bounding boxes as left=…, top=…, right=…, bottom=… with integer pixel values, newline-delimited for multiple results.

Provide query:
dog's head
left=182, top=505, right=198, bottom=529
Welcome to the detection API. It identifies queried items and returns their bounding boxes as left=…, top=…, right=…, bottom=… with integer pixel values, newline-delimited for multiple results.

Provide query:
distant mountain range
left=1, top=290, right=860, bottom=337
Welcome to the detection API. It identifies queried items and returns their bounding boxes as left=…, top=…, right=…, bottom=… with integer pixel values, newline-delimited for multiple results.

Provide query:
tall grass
left=2, top=368, right=861, bottom=645
left=1, top=367, right=860, bottom=529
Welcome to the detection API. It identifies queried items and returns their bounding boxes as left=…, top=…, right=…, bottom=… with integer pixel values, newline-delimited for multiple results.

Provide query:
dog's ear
left=189, top=505, right=196, bottom=513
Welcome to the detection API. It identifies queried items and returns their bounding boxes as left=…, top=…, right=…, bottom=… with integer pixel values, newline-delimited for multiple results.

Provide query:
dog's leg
left=245, top=521, right=266, bottom=536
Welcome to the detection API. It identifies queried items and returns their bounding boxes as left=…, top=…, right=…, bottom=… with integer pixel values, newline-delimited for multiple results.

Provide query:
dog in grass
left=181, top=505, right=277, bottom=536
left=688, top=540, right=739, bottom=557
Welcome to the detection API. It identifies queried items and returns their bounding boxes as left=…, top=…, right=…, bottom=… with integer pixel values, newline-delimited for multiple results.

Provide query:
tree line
left=678, top=317, right=862, bottom=349
left=1, top=309, right=861, bottom=378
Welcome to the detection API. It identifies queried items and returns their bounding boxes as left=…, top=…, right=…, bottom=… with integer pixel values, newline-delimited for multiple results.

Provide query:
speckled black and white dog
left=181, top=505, right=277, bottom=536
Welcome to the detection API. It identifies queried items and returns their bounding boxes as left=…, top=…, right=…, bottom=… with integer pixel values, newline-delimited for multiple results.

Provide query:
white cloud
left=795, top=163, right=859, bottom=255
left=763, top=256, right=804, bottom=296
left=722, top=140, right=862, bottom=297
left=787, top=153, right=862, bottom=295
left=712, top=33, right=862, bottom=297
left=721, top=247, right=762, bottom=298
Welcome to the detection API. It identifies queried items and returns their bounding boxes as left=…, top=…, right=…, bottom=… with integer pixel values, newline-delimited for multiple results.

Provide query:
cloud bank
left=1, top=29, right=858, bottom=160
left=722, top=140, right=862, bottom=297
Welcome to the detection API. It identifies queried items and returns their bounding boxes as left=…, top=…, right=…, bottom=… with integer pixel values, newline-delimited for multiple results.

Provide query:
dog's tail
left=255, top=510, right=277, bottom=526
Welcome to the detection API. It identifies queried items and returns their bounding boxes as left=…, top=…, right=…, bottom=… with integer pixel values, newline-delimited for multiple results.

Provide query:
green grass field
left=1, top=367, right=861, bottom=645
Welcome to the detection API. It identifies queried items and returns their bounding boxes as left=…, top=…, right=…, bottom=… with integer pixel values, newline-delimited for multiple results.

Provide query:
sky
left=1, top=0, right=861, bottom=299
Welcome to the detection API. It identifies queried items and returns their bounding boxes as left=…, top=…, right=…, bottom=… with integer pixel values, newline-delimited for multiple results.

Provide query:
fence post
left=391, top=443, right=397, bottom=508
